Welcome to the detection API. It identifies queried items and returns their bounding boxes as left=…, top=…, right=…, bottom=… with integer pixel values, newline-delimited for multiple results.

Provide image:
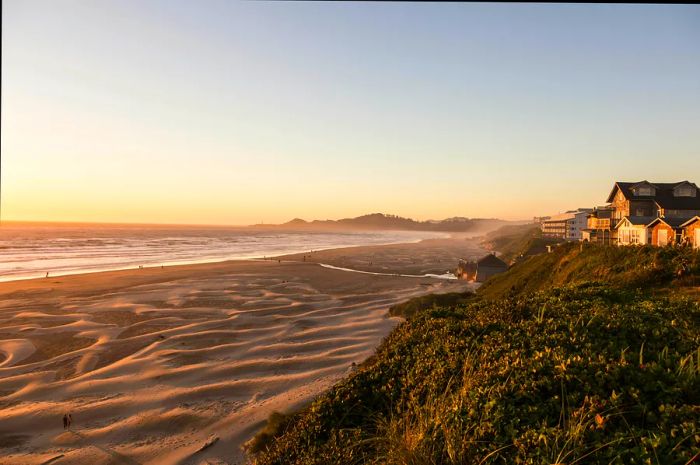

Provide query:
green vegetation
left=481, top=224, right=562, bottom=264
left=250, top=244, right=700, bottom=465
left=245, top=412, right=295, bottom=455
left=479, top=243, right=700, bottom=300
left=389, top=291, right=474, bottom=318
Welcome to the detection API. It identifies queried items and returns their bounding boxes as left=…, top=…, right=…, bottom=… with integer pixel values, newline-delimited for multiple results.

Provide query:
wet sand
left=0, top=237, right=483, bottom=465
left=279, top=234, right=485, bottom=276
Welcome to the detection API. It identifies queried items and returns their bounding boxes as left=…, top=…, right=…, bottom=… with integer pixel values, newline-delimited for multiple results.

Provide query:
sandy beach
left=0, top=238, right=483, bottom=465
left=279, top=234, right=485, bottom=276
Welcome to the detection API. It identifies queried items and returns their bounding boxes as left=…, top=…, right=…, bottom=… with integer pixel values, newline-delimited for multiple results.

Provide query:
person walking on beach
left=62, top=414, right=69, bottom=429
left=68, top=413, right=73, bottom=428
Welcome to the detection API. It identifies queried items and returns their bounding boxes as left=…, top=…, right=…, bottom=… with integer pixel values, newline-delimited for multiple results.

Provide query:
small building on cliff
left=475, top=254, right=508, bottom=281
left=457, top=254, right=508, bottom=282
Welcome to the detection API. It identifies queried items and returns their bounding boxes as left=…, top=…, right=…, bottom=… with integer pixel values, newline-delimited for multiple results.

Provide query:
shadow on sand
left=68, top=430, right=142, bottom=465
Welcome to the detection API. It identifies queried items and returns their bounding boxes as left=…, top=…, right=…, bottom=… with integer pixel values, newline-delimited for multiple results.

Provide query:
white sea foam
left=0, top=225, right=445, bottom=282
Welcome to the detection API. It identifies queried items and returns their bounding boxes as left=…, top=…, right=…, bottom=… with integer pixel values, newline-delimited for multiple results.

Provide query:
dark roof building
left=647, top=217, right=688, bottom=229
left=475, top=254, right=508, bottom=282
left=607, top=181, right=700, bottom=220
left=477, top=254, right=508, bottom=268
left=614, top=215, right=657, bottom=228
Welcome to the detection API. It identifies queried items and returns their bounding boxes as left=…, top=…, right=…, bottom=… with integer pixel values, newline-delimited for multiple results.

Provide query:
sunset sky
left=2, top=1, right=699, bottom=225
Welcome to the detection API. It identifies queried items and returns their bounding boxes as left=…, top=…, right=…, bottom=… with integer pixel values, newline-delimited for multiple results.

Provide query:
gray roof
left=607, top=181, right=700, bottom=210
left=617, top=216, right=656, bottom=227
left=477, top=254, right=508, bottom=268
left=647, top=217, right=688, bottom=228
left=680, top=216, right=700, bottom=228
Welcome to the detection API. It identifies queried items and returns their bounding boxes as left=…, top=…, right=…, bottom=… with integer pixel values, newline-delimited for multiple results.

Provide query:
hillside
left=478, top=242, right=700, bottom=300
left=249, top=245, right=700, bottom=465
left=481, top=223, right=564, bottom=264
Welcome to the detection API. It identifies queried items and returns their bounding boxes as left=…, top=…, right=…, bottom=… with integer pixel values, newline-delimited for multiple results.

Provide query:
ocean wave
left=0, top=227, right=445, bottom=282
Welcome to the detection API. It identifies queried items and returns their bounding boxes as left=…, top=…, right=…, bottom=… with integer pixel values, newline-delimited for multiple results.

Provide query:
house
left=680, top=216, right=700, bottom=249
left=582, top=206, right=615, bottom=244
left=474, top=254, right=508, bottom=282
left=570, top=209, right=592, bottom=240
left=541, top=208, right=592, bottom=240
left=646, top=217, right=686, bottom=246
left=586, top=181, right=700, bottom=246
left=615, top=216, right=654, bottom=245
left=457, top=254, right=508, bottom=282
left=607, top=181, right=700, bottom=222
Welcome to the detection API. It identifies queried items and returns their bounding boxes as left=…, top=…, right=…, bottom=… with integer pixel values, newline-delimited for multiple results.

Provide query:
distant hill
left=253, top=213, right=523, bottom=233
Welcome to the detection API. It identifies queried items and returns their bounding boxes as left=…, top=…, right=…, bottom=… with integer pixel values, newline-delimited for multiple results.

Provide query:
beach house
left=583, top=181, right=700, bottom=246
left=457, top=254, right=508, bottom=282
left=680, top=216, right=700, bottom=249
left=582, top=206, right=615, bottom=244
left=646, top=217, right=686, bottom=246
left=474, top=254, right=508, bottom=282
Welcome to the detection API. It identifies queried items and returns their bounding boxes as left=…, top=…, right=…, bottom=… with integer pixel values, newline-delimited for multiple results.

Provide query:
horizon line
left=0, top=215, right=530, bottom=229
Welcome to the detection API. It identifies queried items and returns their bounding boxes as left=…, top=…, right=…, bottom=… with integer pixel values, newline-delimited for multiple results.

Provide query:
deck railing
left=587, top=218, right=611, bottom=229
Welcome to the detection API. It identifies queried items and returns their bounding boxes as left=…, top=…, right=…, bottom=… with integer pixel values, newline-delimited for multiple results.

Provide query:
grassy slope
left=481, top=224, right=562, bottom=264
left=478, top=243, right=700, bottom=300
left=251, top=245, right=700, bottom=465
left=388, top=292, right=474, bottom=319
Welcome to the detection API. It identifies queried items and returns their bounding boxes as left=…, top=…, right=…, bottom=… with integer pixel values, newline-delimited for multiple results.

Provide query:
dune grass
left=244, top=412, right=295, bottom=455
left=252, top=284, right=699, bottom=464
left=478, top=242, right=700, bottom=300
left=388, top=291, right=474, bottom=318
left=249, top=244, right=700, bottom=465
left=481, top=224, right=562, bottom=264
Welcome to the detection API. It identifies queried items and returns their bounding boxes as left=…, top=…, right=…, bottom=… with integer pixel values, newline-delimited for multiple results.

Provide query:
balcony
left=587, top=218, right=611, bottom=230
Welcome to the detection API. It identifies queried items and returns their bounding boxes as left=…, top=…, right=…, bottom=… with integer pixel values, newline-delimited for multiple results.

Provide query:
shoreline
left=0, top=232, right=456, bottom=284
left=0, top=233, right=483, bottom=285
left=317, top=263, right=458, bottom=280
left=0, top=236, right=483, bottom=465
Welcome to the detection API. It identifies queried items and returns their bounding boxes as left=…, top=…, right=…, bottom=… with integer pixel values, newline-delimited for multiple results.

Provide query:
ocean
left=0, top=224, right=445, bottom=282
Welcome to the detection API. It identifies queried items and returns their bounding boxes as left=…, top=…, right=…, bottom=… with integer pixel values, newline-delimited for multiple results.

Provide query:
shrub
left=245, top=411, right=296, bottom=455
left=389, top=292, right=474, bottom=318
left=252, top=284, right=700, bottom=465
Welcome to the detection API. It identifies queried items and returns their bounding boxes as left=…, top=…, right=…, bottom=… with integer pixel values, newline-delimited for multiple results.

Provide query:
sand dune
left=0, top=250, right=478, bottom=465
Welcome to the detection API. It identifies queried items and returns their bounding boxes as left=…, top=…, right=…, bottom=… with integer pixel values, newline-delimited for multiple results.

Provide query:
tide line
left=317, top=263, right=458, bottom=280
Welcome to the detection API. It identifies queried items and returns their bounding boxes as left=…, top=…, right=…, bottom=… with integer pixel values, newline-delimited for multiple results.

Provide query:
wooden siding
left=617, top=220, right=649, bottom=245
left=610, top=190, right=629, bottom=221
left=475, top=265, right=507, bottom=282
left=629, top=200, right=656, bottom=217
left=650, top=223, right=675, bottom=246
left=684, top=222, right=700, bottom=249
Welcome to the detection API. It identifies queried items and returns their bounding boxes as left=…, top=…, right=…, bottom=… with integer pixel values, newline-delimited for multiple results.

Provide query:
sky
left=2, top=1, right=699, bottom=225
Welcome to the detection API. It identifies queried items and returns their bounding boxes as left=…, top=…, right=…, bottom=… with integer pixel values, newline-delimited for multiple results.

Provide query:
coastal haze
left=2, top=1, right=699, bottom=464
left=0, top=215, right=508, bottom=281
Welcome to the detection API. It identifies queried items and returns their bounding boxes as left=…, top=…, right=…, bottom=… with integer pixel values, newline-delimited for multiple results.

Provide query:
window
left=619, top=227, right=643, bottom=245
left=630, top=229, right=641, bottom=244
left=674, top=185, right=696, bottom=197
left=636, top=186, right=653, bottom=196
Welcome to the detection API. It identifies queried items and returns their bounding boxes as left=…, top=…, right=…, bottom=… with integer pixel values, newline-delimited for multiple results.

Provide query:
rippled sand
left=0, top=249, right=478, bottom=465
